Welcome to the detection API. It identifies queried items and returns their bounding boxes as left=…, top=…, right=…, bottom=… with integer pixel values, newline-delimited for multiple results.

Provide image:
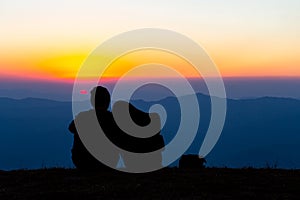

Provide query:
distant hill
left=0, top=94, right=300, bottom=170
left=0, top=98, right=74, bottom=170
left=133, top=94, right=300, bottom=168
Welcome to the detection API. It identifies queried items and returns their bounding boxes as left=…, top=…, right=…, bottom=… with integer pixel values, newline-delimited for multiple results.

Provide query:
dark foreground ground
left=0, top=168, right=299, bottom=200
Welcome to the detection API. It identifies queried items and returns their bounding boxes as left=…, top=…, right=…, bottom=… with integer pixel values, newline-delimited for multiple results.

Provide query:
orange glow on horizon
left=1, top=1, right=300, bottom=81
left=1, top=47, right=300, bottom=81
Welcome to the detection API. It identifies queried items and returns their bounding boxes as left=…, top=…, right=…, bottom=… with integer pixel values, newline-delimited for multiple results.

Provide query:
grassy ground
left=0, top=168, right=299, bottom=199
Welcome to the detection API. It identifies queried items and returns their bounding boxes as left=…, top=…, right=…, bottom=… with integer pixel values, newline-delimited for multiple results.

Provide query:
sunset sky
left=1, top=0, right=300, bottom=81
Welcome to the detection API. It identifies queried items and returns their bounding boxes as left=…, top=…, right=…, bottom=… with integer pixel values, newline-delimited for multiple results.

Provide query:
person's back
left=68, top=86, right=116, bottom=170
left=69, top=110, right=113, bottom=170
left=112, top=101, right=165, bottom=170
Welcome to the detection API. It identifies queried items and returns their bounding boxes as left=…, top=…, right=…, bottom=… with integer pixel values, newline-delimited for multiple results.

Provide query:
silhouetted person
left=68, top=86, right=165, bottom=171
left=69, top=86, right=116, bottom=170
left=112, top=101, right=165, bottom=170
left=111, top=101, right=164, bottom=152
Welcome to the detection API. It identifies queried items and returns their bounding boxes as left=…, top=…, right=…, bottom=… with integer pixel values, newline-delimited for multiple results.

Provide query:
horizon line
left=1, top=75, right=300, bottom=84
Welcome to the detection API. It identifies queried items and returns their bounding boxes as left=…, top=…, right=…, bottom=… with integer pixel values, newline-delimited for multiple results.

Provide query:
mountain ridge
left=0, top=93, right=300, bottom=170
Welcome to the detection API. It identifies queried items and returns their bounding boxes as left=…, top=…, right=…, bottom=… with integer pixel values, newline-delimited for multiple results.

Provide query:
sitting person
left=68, top=86, right=116, bottom=170
left=68, top=86, right=165, bottom=171
left=112, top=100, right=165, bottom=170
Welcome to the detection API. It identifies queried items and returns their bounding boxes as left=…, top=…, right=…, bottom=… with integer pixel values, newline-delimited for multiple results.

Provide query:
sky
left=1, top=0, right=300, bottom=81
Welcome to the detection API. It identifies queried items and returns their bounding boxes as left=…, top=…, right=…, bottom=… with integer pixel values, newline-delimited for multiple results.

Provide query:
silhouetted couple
left=69, top=86, right=165, bottom=171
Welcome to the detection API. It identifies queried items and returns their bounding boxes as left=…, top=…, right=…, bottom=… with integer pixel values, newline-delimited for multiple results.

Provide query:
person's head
left=90, top=86, right=110, bottom=110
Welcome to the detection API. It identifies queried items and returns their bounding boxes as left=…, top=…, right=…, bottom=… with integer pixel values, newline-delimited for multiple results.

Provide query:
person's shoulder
left=76, top=109, right=96, bottom=118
